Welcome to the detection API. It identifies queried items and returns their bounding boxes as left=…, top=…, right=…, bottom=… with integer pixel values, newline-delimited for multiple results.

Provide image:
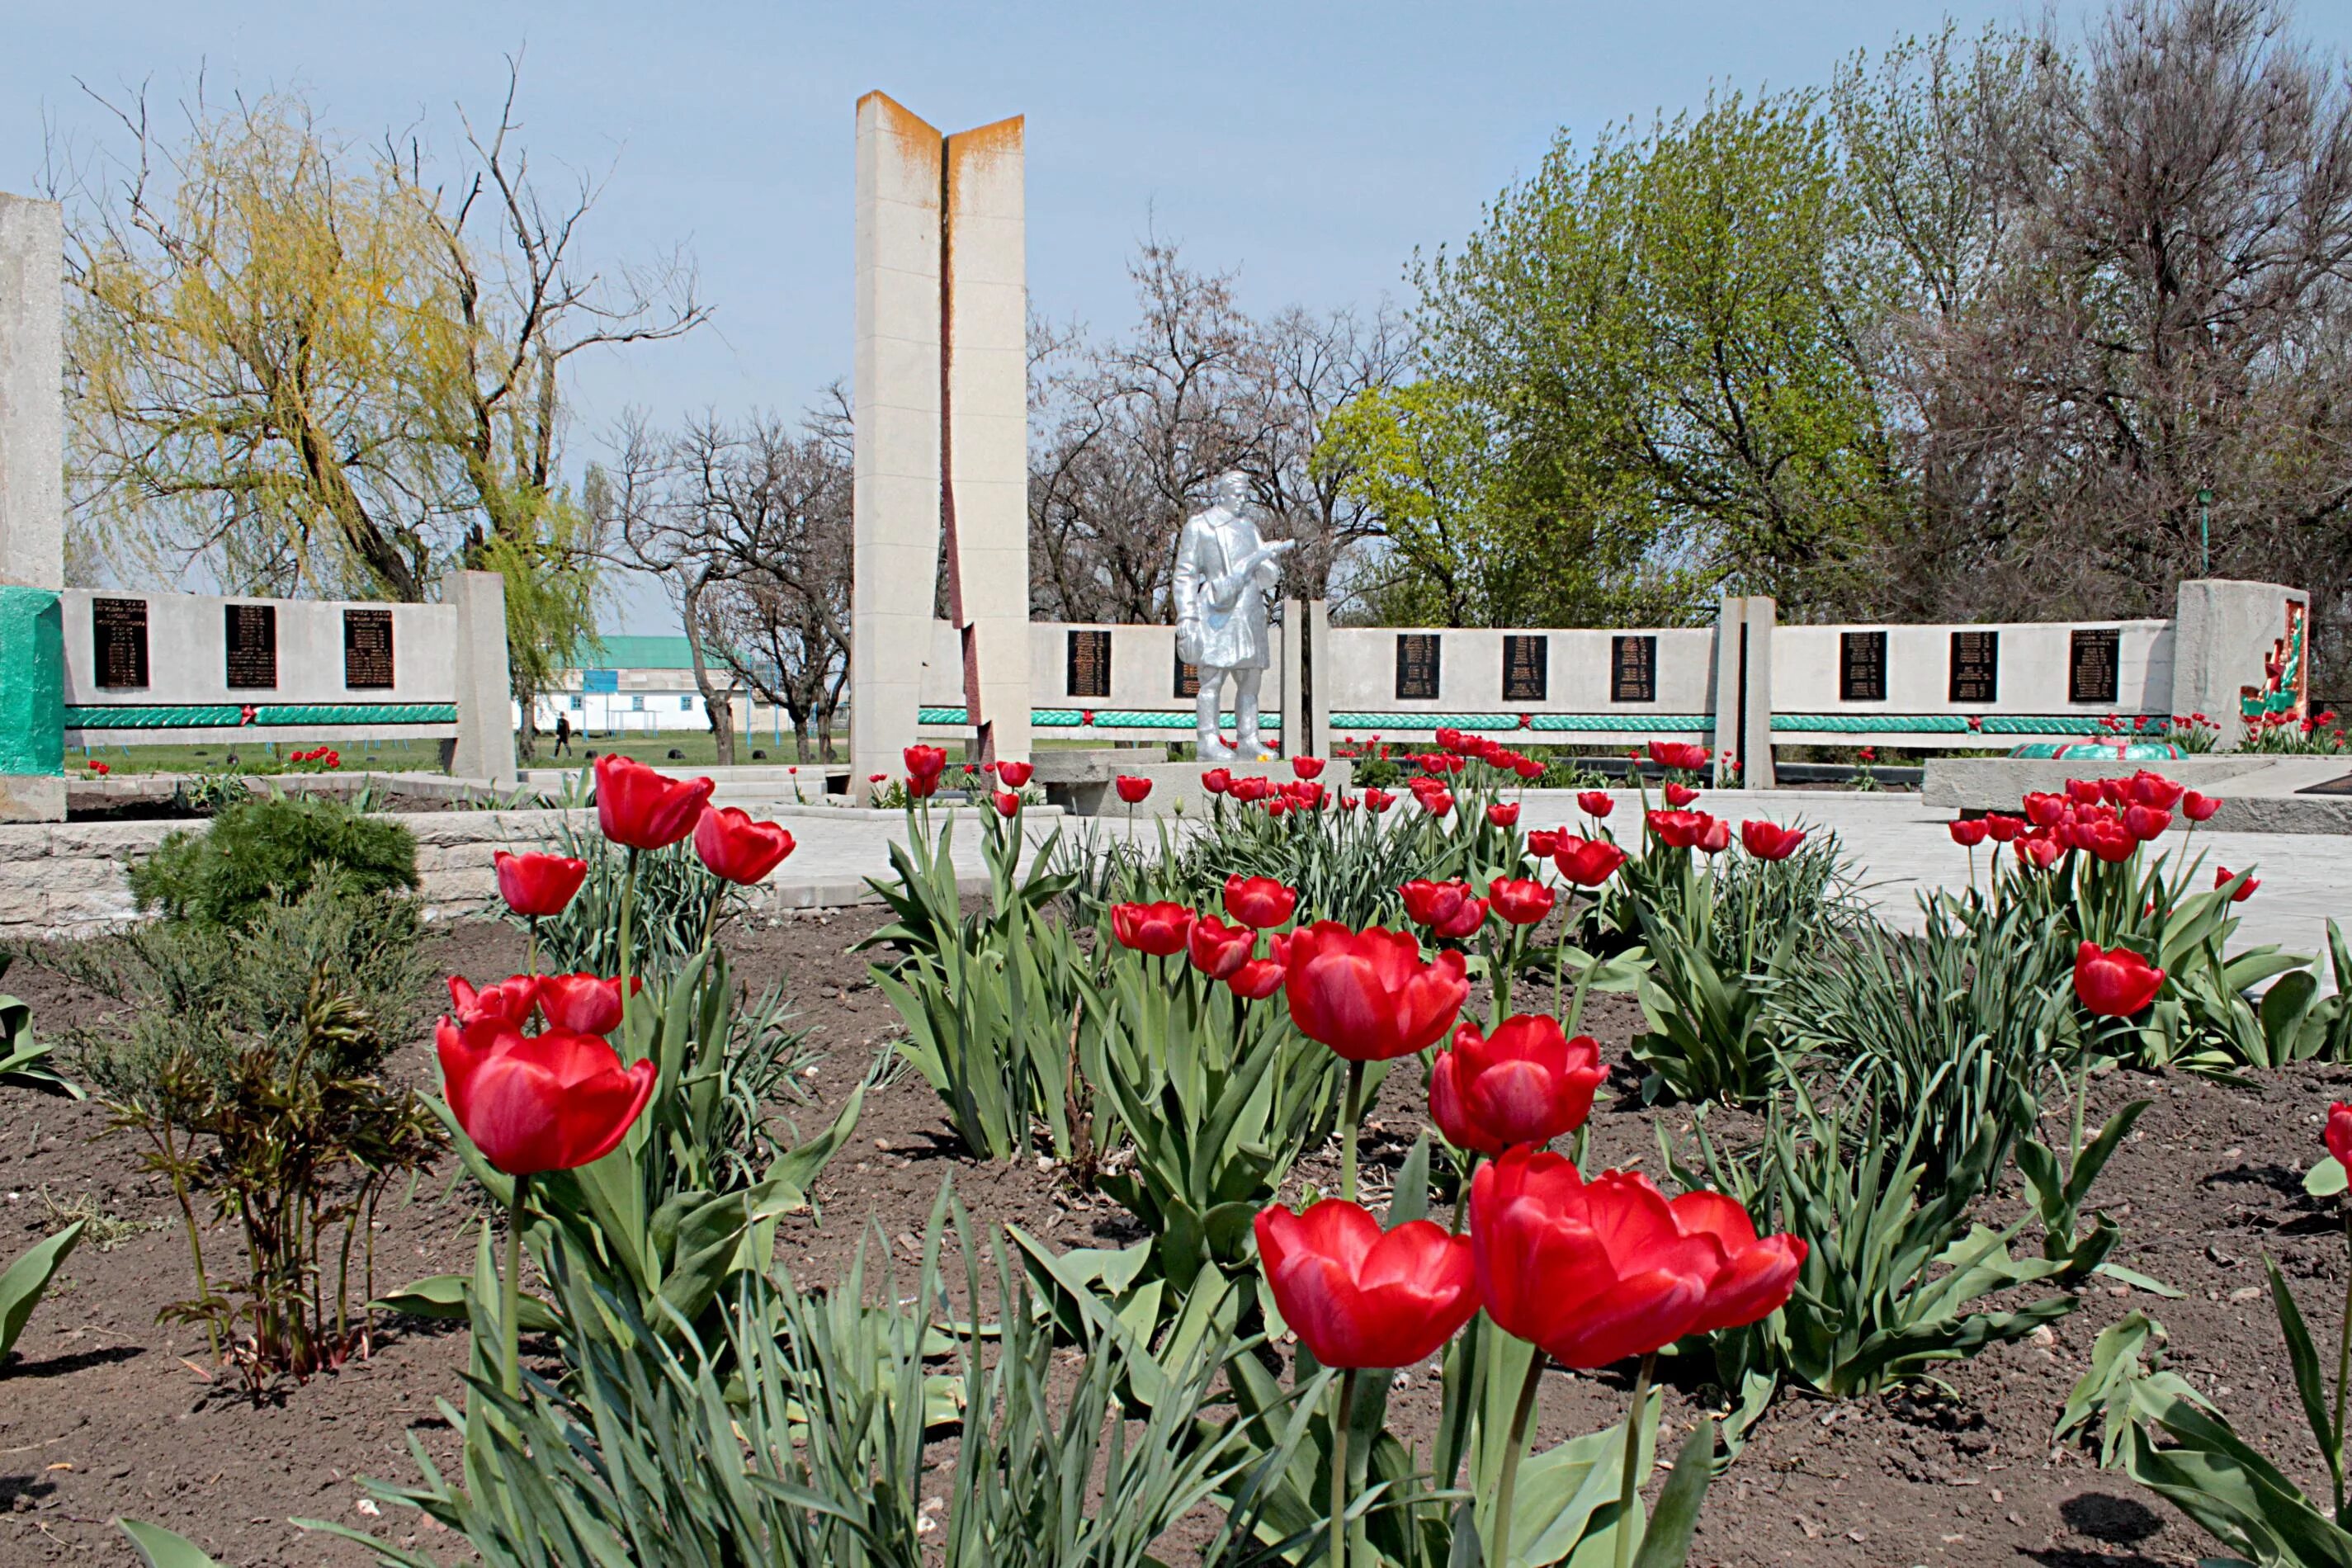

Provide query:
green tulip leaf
left=2305, top=1157, right=2347, bottom=1199
left=118, top=1518, right=225, bottom=1566
left=371, top=1273, right=557, bottom=1334
left=0, top=1220, right=86, bottom=1363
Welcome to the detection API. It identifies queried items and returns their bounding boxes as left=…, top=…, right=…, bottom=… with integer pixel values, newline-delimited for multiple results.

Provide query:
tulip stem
left=501, top=1173, right=528, bottom=1399
left=618, top=848, right=640, bottom=1030
left=1451, top=1150, right=1481, bottom=1234
left=2335, top=1206, right=2352, bottom=1518
left=1330, top=1367, right=1357, bottom=1568
left=1491, top=1353, right=1546, bottom=1568
left=526, top=915, right=539, bottom=983
left=1614, top=1352, right=1656, bottom=1568
left=1339, top=1060, right=1365, bottom=1204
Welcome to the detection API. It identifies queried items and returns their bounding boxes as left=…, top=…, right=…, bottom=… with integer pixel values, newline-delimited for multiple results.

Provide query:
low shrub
left=128, top=793, right=417, bottom=928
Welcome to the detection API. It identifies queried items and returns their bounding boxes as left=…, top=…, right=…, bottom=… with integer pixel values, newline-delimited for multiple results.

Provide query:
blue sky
left=11, top=2, right=2350, bottom=631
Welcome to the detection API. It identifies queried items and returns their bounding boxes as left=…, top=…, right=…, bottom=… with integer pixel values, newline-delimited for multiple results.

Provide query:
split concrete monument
left=0, top=194, right=64, bottom=824
left=850, top=93, right=1032, bottom=796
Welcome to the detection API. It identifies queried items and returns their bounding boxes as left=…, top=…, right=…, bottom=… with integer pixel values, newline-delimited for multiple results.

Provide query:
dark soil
left=0, top=905, right=2345, bottom=1566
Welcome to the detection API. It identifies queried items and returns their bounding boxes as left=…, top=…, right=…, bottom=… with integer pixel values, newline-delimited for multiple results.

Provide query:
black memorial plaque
left=1948, top=630, right=1999, bottom=705
left=1395, top=634, right=1441, bottom=701
left=92, top=597, right=149, bottom=689
left=1173, top=645, right=1201, bottom=698
left=1502, top=635, right=1549, bottom=703
left=1840, top=630, right=1888, bottom=702
left=224, top=603, right=278, bottom=690
left=1065, top=629, right=1112, bottom=700
left=1610, top=635, right=1657, bottom=703
left=2070, top=627, right=2120, bottom=706
left=343, top=608, right=395, bottom=689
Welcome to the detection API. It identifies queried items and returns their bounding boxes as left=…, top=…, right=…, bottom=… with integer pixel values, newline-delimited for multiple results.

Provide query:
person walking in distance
left=553, top=712, right=574, bottom=757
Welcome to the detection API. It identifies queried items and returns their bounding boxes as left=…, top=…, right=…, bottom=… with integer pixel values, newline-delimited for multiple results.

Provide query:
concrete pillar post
left=1278, top=598, right=1304, bottom=758
left=445, top=570, right=517, bottom=786
left=0, top=194, right=64, bottom=824
left=2172, top=579, right=2310, bottom=751
left=1711, top=594, right=1776, bottom=788
left=1306, top=597, right=1333, bottom=762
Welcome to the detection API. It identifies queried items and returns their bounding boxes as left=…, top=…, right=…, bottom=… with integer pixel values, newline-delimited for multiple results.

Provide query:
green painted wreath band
left=64, top=702, right=459, bottom=730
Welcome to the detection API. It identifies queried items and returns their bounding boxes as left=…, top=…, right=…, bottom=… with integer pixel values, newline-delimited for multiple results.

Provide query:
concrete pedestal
left=1042, top=757, right=1353, bottom=817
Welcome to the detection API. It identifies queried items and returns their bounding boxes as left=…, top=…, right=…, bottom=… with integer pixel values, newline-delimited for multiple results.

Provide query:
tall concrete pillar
left=1278, top=598, right=1305, bottom=758
left=0, top=195, right=64, bottom=824
left=445, top=570, right=518, bottom=786
left=2173, top=579, right=2310, bottom=750
left=1306, top=598, right=1334, bottom=762
left=1711, top=594, right=1776, bottom=788
left=851, top=93, right=1030, bottom=796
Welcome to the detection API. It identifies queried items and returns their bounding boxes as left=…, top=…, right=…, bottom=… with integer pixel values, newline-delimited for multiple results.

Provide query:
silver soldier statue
left=1173, top=470, right=1296, bottom=761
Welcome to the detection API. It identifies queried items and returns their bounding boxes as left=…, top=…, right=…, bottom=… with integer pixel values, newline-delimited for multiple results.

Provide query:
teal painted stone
left=0, top=586, right=64, bottom=777
left=2008, top=739, right=2181, bottom=761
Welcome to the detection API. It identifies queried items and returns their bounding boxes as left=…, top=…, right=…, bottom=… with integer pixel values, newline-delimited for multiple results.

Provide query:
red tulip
left=1741, top=820, right=1806, bottom=860
left=1578, top=791, right=1615, bottom=819
left=1202, top=767, right=1234, bottom=796
left=1233, top=775, right=1274, bottom=804
left=1647, top=741, right=1710, bottom=772
left=1292, top=756, right=1326, bottom=781
left=2128, top=770, right=2184, bottom=810
left=1228, top=957, right=1286, bottom=1000
left=1111, top=901, right=1195, bottom=956
left=2327, top=1103, right=2352, bottom=1169
left=1487, top=801, right=1522, bottom=829
left=692, top=806, right=796, bottom=885
left=1646, top=809, right=1712, bottom=849
left=1471, top=1150, right=1721, bottom=1367
left=1224, top=874, right=1298, bottom=930
left=1188, top=914, right=1257, bottom=980
left=1400, top=879, right=1488, bottom=938
left=2215, top=866, right=2258, bottom=901
left=1363, top=787, right=1396, bottom=813
left=1554, top=836, right=1629, bottom=887
left=995, top=760, right=1033, bottom=788
left=494, top=850, right=588, bottom=919
left=904, top=744, right=948, bottom=783
left=1697, top=816, right=1731, bottom=854
left=2079, top=819, right=2137, bottom=862
left=595, top=754, right=716, bottom=852
left=449, top=974, right=536, bottom=1027
left=437, top=1017, right=657, bottom=1176
left=1526, top=828, right=1563, bottom=859
left=991, top=789, right=1021, bottom=818
left=1669, top=1188, right=1810, bottom=1335
left=2182, top=791, right=2222, bottom=822
left=2024, top=791, right=2068, bottom=827
left=2075, top=940, right=2164, bottom=1017
left=1338, top=793, right=1361, bottom=812
left=1116, top=775, right=1153, bottom=804
left=1487, top=876, right=1556, bottom=926
left=1513, top=755, right=1545, bottom=781
left=2123, top=804, right=2172, bottom=842
left=1430, top=1016, right=1603, bottom=1155
left=1664, top=782, right=1698, bottom=808
left=1982, top=813, right=2024, bottom=843
left=1416, top=786, right=1456, bottom=818
left=1948, top=819, right=1989, bottom=848
left=537, top=973, right=637, bottom=1036
left=2016, top=834, right=2063, bottom=871
left=1283, top=922, right=1469, bottom=1062
left=1254, top=1200, right=1480, bottom=1369
left=2066, top=778, right=2104, bottom=807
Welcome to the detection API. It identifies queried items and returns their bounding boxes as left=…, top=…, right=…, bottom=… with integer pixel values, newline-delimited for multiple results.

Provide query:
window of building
left=681, top=695, right=694, bottom=712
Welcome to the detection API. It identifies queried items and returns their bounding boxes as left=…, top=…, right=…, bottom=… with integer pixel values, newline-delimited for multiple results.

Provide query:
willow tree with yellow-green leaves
left=57, top=71, right=706, bottom=753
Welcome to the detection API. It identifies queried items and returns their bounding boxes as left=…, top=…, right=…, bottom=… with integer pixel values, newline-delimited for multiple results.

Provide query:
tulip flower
left=1526, top=828, right=1562, bottom=859
left=693, top=806, right=796, bottom=886
left=995, top=760, right=1033, bottom=788
left=1400, top=879, right=1488, bottom=938
left=437, top=1014, right=658, bottom=1395
left=2215, top=866, right=2258, bottom=901
left=1256, top=1198, right=1482, bottom=1568
left=2123, top=804, right=2172, bottom=842
left=2182, top=791, right=2222, bottom=822
left=1471, top=1147, right=1802, bottom=1568
left=1742, top=821, right=1806, bottom=860
left=2327, top=1103, right=2352, bottom=1170
left=2024, top=791, right=2068, bottom=827
left=1554, top=836, right=1629, bottom=887
left=1115, top=775, right=1153, bottom=804
left=1578, top=790, right=1615, bottom=819
left=494, top=849, right=587, bottom=919
left=1697, top=816, right=1731, bottom=853
left=449, top=974, right=536, bottom=1027
left=1201, top=767, right=1234, bottom=796
left=1292, top=756, right=1325, bottom=781
left=991, top=789, right=1022, bottom=818
left=1430, top=1016, right=1603, bottom=1156
left=1233, top=775, right=1274, bottom=804
left=2079, top=819, right=2137, bottom=863
left=1362, top=787, right=1396, bottom=813
left=1110, top=901, right=1195, bottom=956
left=1487, top=801, right=1522, bottom=829
left=1228, top=957, right=1286, bottom=999
left=1487, top=876, right=1556, bottom=927
left=1983, top=813, right=2024, bottom=843
left=594, top=754, right=716, bottom=852
left=1948, top=819, right=1989, bottom=848
left=1285, top=922, right=1469, bottom=1201
left=2128, top=770, right=2184, bottom=809
left=1663, top=782, right=1698, bottom=808
left=904, top=744, right=948, bottom=786
left=2016, top=834, right=2063, bottom=871
left=1188, top=914, right=1256, bottom=980
left=1647, top=740, right=1709, bottom=772
left=536, top=973, right=635, bottom=1036
left=1416, top=786, right=1456, bottom=818
left=1224, top=874, right=1298, bottom=930
left=2074, top=940, right=2164, bottom=1017
left=1646, top=809, right=1712, bottom=849
left=2066, top=778, right=2104, bottom=806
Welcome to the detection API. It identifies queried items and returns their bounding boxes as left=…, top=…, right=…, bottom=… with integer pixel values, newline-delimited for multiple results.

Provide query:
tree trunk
left=707, top=692, right=736, bottom=767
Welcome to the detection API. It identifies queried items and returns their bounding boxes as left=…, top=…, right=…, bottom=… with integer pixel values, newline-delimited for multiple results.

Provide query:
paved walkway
left=749, top=786, right=2350, bottom=963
